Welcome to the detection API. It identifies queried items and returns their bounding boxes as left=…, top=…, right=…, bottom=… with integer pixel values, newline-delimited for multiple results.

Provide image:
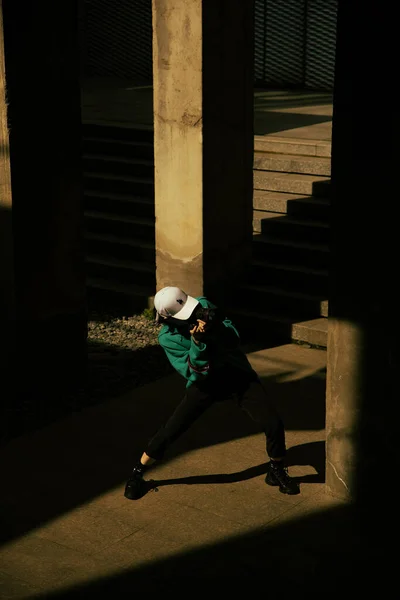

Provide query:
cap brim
left=173, top=295, right=199, bottom=320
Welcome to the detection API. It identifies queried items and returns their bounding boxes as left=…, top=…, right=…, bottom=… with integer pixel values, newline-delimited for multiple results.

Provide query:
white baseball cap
left=154, top=286, right=199, bottom=320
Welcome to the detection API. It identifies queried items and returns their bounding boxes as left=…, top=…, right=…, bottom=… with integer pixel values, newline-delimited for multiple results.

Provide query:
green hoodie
left=158, top=296, right=255, bottom=388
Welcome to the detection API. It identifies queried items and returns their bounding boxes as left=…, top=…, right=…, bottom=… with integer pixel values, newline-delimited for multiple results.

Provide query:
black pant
left=145, top=365, right=286, bottom=461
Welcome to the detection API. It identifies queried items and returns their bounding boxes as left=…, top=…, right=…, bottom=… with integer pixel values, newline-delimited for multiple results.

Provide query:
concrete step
left=249, top=259, right=328, bottom=295
left=232, top=282, right=328, bottom=319
left=252, top=234, right=328, bottom=270
left=227, top=306, right=328, bottom=348
left=84, top=231, right=155, bottom=264
left=82, top=122, right=154, bottom=144
left=291, top=318, right=328, bottom=348
left=83, top=171, right=154, bottom=198
left=82, top=136, right=154, bottom=161
left=84, top=210, right=155, bottom=242
left=253, top=211, right=329, bottom=244
left=253, top=190, right=330, bottom=222
left=84, top=190, right=154, bottom=219
left=86, top=254, right=155, bottom=288
left=254, top=151, right=331, bottom=176
left=83, top=154, right=154, bottom=179
left=86, top=276, right=155, bottom=314
left=254, top=171, right=330, bottom=197
left=254, top=135, right=331, bottom=158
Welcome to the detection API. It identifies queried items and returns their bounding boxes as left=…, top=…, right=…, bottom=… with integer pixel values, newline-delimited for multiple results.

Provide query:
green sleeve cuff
left=190, top=339, right=207, bottom=356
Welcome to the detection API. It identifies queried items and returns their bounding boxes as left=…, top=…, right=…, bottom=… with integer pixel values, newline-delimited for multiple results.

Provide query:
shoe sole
left=124, top=483, right=147, bottom=500
left=265, top=476, right=300, bottom=495
left=124, top=491, right=143, bottom=500
left=278, top=486, right=300, bottom=495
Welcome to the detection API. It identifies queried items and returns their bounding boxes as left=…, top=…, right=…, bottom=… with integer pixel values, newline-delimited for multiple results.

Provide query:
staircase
left=82, top=124, right=329, bottom=347
left=227, top=135, right=330, bottom=348
left=82, top=123, right=156, bottom=313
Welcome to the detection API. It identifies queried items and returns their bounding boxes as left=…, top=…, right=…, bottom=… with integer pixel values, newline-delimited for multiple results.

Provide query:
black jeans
left=145, top=365, right=286, bottom=461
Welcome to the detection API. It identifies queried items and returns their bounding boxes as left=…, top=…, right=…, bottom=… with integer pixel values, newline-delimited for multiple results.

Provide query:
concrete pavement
left=82, top=82, right=333, bottom=142
left=1, top=342, right=379, bottom=598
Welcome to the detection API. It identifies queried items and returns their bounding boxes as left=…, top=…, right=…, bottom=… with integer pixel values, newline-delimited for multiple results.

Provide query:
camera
left=189, top=307, right=218, bottom=332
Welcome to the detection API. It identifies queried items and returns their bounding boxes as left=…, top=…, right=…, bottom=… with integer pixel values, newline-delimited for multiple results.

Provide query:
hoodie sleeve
left=159, top=331, right=210, bottom=385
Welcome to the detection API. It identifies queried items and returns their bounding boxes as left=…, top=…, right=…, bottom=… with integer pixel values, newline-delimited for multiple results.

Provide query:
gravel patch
left=86, top=311, right=173, bottom=400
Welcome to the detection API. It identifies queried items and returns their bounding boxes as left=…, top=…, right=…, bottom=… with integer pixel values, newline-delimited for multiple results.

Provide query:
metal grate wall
left=254, top=0, right=338, bottom=89
left=81, top=0, right=337, bottom=90
left=305, top=0, right=337, bottom=89
left=81, top=0, right=152, bottom=82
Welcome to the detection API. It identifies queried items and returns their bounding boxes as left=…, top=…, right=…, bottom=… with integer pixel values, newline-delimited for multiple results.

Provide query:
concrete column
left=0, top=1, right=14, bottom=327
left=327, top=3, right=397, bottom=510
left=152, top=0, right=254, bottom=303
left=2, top=0, right=87, bottom=398
left=0, top=1, right=15, bottom=441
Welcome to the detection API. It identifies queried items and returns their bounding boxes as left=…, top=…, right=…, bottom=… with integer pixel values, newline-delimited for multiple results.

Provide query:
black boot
left=265, top=460, right=300, bottom=495
left=124, top=463, right=147, bottom=500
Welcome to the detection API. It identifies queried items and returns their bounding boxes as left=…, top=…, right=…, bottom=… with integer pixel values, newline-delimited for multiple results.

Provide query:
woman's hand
left=190, top=319, right=207, bottom=344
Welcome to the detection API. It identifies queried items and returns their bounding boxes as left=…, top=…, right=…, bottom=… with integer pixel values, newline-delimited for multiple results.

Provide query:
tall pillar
left=0, top=1, right=15, bottom=441
left=2, top=0, right=87, bottom=399
left=327, top=3, right=397, bottom=511
left=0, top=1, right=14, bottom=328
left=152, top=0, right=254, bottom=303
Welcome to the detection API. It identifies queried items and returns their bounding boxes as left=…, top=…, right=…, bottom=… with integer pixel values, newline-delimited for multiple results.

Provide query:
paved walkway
left=81, top=79, right=333, bottom=142
left=1, top=342, right=376, bottom=598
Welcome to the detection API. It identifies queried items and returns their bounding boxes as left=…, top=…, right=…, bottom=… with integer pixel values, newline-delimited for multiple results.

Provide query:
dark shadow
left=26, top=501, right=388, bottom=597
left=254, top=89, right=333, bottom=109
left=254, top=110, right=332, bottom=137
left=0, top=140, right=10, bottom=158
left=145, top=440, right=324, bottom=494
left=261, top=374, right=326, bottom=431
left=235, top=174, right=330, bottom=348
left=0, top=341, right=326, bottom=547
left=81, top=82, right=332, bottom=138
left=253, top=89, right=332, bottom=136
left=1, top=332, right=173, bottom=446
left=0, top=204, right=15, bottom=460
left=145, top=461, right=273, bottom=492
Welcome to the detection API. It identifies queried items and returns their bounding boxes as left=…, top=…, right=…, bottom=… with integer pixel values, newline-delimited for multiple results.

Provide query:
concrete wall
left=0, top=1, right=15, bottom=438
left=0, top=1, right=14, bottom=325
left=2, top=0, right=87, bottom=400
left=327, top=2, right=397, bottom=513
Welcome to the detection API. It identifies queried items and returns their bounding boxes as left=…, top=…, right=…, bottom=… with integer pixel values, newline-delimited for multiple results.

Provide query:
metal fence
left=254, top=0, right=338, bottom=89
left=80, top=0, right=337, bottom=90
left=80, top=0, right=153, bottom=82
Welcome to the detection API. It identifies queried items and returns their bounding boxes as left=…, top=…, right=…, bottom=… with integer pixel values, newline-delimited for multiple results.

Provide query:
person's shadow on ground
left=140, top=440, right=324, bottom=498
